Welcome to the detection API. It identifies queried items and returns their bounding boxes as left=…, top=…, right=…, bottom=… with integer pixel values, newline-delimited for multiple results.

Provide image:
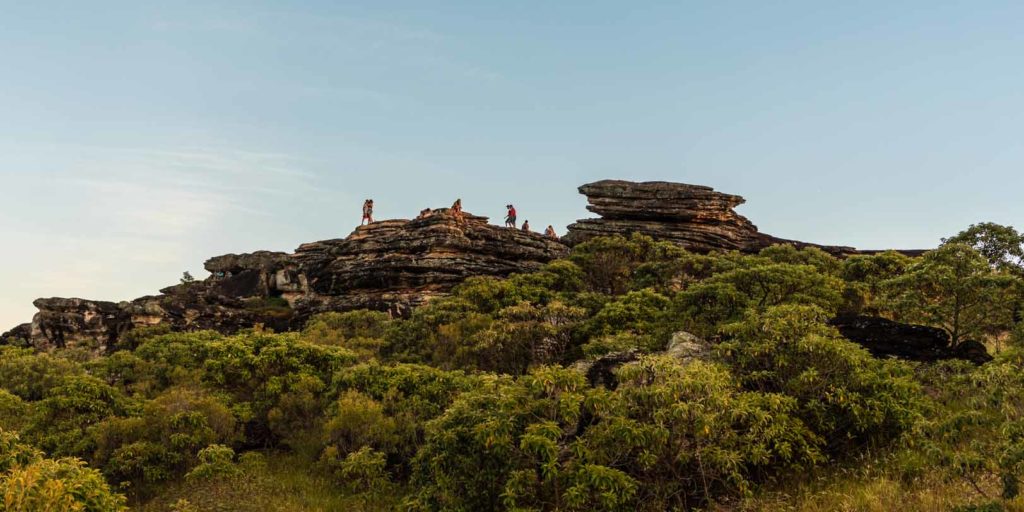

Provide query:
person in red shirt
left=361, top=199, right=374, bottom=225
left=505, top=204, right=517, bottom=228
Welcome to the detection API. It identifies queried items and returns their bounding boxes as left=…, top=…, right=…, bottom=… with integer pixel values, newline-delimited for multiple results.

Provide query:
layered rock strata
left=564, top=180, right=863, bottom=255
left=1, top=209, right=568, bottom=352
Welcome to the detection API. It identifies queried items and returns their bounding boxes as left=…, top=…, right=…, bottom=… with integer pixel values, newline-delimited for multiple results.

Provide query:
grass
left=135, top=451, right=400, bottom=512
left=735, top=461, right=1023, bottom=512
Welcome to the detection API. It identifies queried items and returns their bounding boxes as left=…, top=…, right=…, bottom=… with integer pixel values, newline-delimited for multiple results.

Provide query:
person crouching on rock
left=505, top=204, right=517, bottom=228
left=361, top=199, right=374, bottom=225
left=521, top=220, right=530, bottom=232
left=544, top=225, right=557, bottom=238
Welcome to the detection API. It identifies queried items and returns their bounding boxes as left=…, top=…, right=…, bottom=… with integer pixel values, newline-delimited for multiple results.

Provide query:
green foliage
left=585, top=289, right=672, bottom=340
left=0, top=429, right=127, bottom=511
left=5, top=235, right=1024, bottom=509
left=673, top=254, right=845, bottom=337
left=580, top=356, right=823, bottom=509
left=303, top=310, right=393, bottom=360
left=408, top=367, right=592, bottom=511
left=840, top=251, right=913, bottom=315
left=186, top=445, right=239, bottom=481
left=327, top=446, right=392, bottom=496
left=944, top=222, right=1024, bottom=274
left=26, top=374, right=130, bottom=458
left=0, top=389, right=30, bottom=432
left=719, top=305, right=923, bottom=452
left=883, top=243, right=1020, bottom=345
left=90, top=387, right=238, bottom=493
left=0, top=345, right=83, bottom=401
left=569, top=234, right=684, bottom=295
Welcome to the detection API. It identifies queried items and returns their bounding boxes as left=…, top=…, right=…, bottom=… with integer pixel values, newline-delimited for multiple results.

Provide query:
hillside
left=3, top=180, right=920, bottom=352
left=1, top=182, right=1022, bottom=511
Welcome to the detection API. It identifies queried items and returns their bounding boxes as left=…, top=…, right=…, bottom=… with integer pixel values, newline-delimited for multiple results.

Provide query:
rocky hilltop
left=3, top=180, right=926, bottom=352
left=564, top=180, right=892, bottom=255
left=1, top=209, right=567, bottom=352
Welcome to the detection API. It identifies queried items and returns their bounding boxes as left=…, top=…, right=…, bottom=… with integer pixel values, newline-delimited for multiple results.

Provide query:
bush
left=718, top=305, right=924, bottom=452
left=0, top=429, right=127, bottom=511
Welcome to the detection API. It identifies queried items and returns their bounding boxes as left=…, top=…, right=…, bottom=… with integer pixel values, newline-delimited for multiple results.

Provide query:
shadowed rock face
left=831, top=315, right=992, bottom=364
left=2, top=209, right=568, bottom=352
left=565, top=180, right=868, bottom=255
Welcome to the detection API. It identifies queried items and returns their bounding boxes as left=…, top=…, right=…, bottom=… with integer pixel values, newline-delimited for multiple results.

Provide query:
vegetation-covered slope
left=2, top=225, right=1023, bottom=511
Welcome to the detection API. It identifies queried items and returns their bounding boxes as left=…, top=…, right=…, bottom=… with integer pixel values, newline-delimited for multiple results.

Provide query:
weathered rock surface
left=293, top=210, right=568, bottom=316
left=574, top=331, right=712, bottom=389
left=831, top=315, right=992, bottom=364
left=565, top=180, right=876, bottom=255
left=3, top=209, right=568, bottom=352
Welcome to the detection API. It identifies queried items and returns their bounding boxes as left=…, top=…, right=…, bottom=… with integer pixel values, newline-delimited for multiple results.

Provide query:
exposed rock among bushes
left=575, top=331, right=712, bottom=389
left=831, top=315, right=993, bottom=364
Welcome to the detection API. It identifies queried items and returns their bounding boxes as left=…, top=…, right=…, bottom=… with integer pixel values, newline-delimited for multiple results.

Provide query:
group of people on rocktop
left=361, top=198, right=557, bottom=238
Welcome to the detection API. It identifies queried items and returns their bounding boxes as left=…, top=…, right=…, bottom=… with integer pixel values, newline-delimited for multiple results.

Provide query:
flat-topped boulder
left=565, top=180, right=860, bottom=255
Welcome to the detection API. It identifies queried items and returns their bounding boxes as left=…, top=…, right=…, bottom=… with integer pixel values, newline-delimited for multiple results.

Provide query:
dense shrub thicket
left=2, top=224, right=1024, bottom=510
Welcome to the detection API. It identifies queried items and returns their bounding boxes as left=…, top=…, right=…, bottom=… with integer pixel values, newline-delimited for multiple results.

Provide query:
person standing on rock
left=451, top=199, right=465, bottom=224
left=544, top=225, right=557, bottom=238
left=521, top=220, right=531, bottom=232
left=505, top=204, right=517, bottom=228
left=362, top=198, right=374, bottom=225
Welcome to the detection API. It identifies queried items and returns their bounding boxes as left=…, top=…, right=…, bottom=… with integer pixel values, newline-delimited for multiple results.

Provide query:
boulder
left=23, top=298, right=133, bottom=353
left=830, top=315, right=992, bottom=364
left=665, top=331, right=711, bottom=361
left=564, top=180, right=909, bottom=256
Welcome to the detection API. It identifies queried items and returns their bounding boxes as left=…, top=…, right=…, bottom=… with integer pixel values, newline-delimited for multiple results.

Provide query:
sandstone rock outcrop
left=3, top=209, right=568, bottom=352
left=564, top=180, right=862, bottom=255
left=291, top=209, right=569, bottom=316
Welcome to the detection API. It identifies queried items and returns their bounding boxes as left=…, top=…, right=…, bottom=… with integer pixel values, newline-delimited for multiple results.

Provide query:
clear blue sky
left=2, top=1, right=1023, bottom=329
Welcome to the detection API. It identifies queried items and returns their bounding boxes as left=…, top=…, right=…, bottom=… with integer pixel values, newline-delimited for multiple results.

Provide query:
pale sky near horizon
left=2, top=1, right=1023, bottom=330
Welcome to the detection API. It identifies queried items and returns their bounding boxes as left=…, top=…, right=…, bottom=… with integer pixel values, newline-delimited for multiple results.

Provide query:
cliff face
left=1, top=209, right=568, bottom=352
left=564, top=180, right=861, bottom=255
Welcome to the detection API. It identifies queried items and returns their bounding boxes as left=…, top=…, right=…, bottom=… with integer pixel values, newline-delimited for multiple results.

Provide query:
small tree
left=943, top=222, right=1024, bottom=274
left=180, top=271, right=196, bottom=285
left=882, top=243, right=1020, bottom=346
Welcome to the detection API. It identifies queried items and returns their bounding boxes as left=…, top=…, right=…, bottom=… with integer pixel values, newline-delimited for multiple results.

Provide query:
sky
left=2, top=0, right=1023, bottom=330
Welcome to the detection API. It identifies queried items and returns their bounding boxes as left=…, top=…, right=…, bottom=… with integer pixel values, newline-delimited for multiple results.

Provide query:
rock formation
left=1, top=179, right=932, bottom=354
left=831, top=315, right=992, bottom=364
left=291, top=209, right=569, bottom=316
left=564, top=180, right=895, bottom=255
left=1, top=209, right=568, bottom=352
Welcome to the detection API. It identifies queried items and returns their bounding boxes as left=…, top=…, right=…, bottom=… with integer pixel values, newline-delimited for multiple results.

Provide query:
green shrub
left=718, top=305, right=924, bottom=452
